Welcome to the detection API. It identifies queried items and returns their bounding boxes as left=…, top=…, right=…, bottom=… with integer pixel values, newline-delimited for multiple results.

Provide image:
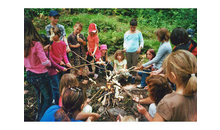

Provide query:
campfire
left=92, top=82, right=124, bottom=108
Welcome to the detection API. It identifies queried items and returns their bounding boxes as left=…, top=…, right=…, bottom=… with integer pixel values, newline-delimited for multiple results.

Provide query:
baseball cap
left=187, top=29, right=194, bottom=38
left=89, top=23, right=97, bottom=32
left=49, top=10, right=60, bottom=17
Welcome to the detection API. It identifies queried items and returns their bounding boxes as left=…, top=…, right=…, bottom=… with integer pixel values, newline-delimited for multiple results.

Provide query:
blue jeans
left=138, top=70, right=151, bottom=87
left=49, top=74, right=60, bottom=105
left=26, top=71, right=53, bottom=121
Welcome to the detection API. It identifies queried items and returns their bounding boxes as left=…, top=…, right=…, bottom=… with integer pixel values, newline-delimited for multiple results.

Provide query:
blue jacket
left=40, top=105, right=83, bottom=122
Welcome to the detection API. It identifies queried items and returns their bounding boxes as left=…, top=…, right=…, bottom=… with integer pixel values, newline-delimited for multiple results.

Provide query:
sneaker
left=93, top=74, right=98, bottom=79
left=131, top=77, right=136, bottom=84
left=137, top=84, right=144, bottom=89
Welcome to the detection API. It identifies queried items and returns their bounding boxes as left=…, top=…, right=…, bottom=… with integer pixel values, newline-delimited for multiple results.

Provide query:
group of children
left=24, top=10, right=197, bottom=121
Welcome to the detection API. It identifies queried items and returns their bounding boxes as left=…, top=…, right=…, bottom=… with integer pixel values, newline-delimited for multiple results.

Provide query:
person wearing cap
left=86, top=23, right=101, bottom=79
left=187, top=28, right=197, bottom=57
left=45, top=10, right=71, bottom=54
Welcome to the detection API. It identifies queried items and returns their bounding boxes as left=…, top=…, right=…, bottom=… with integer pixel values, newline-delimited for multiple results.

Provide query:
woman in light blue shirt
left=135, top=28, right=172, bottom=85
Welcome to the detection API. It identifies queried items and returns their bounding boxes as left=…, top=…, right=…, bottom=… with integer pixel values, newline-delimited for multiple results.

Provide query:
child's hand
left=133, top=97, right=139, bottom=103
left=60, top=61, right=65, bottom=66
left=116, top=114, right=123, bottom=122
left=43, top=44, right=50, bottom=51
left=136, top=48, right=141, bottom=54
left=76, top=43, right=81, bottom=48
left=66, top=48, right=71, bottom=53
left=66, top=63, right=72, bottom=68
left=137, top=104, right=147, bottom=115
left=77, top=38, right=83, bottom=43
left=63, top=68, right=67, bottom=72
left=144, top=85, right=148, bottom=90
left=90, top=113, right=100, bottom=121
left=55, top=69, right=60, bottom=73
left=86, top=98, right=91, bottom=105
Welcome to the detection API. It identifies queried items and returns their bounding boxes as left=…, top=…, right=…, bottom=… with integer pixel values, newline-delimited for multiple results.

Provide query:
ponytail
left=184, top=74, right=197, bottom=96
left=162, top=50, right=197, bottom=96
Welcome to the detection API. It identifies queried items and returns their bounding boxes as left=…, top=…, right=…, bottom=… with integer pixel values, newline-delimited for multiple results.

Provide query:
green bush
left=25, top=8, right=197, bottom=54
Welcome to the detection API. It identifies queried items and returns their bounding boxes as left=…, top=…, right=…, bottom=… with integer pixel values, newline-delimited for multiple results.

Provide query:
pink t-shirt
left=50, top=40, right=69, bottom=64
left=24, top=41, right=51, bottom=74
left=87, top=34, right=101, bottom=59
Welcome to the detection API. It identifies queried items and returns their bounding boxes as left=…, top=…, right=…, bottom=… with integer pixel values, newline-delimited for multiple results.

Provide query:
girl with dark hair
left=41, top=87, right=87, bottom=121
left=171, top=27, right=189, bottom=52
left=137, top=49, right=156, bottom=88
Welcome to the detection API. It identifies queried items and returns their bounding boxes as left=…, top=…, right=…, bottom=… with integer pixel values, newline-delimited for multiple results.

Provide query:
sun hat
left=49, top=10, right=60, bottom=17
left=100, top=44, right=108, bottom=51
left=89, top=23, right=97, bottom=33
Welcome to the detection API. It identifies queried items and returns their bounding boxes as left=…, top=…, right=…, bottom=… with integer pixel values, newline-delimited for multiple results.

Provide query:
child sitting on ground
left=113, top=50, right=131, bottom=81
left=137, top=49, right=156, bottom=88
left=58, top=74, right=100, bottom=120
left=99, top=44, right=113, bottom=75
left=133, top=75, right=172, bottom=120
left=41, top=87, right=97, bottom=121
left=136, top=50, right=197, bottom=121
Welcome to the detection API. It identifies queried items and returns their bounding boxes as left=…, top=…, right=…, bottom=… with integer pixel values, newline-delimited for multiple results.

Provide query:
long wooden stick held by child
left=90, top=86, right=106, bottom=101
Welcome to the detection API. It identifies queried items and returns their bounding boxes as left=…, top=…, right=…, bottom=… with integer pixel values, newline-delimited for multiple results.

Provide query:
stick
left=90, top=86, right=105, bottom=100
left=122, top=87, right=134, bottom=98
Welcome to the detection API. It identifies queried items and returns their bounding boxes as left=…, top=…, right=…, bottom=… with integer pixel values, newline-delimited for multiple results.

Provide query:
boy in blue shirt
left=123, top=18, right=144, bottom=84
left=45, top=10, right=71, bottom=53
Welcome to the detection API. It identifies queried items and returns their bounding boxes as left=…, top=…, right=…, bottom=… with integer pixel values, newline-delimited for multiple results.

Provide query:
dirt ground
left=24, top=54, right=150, bottom=121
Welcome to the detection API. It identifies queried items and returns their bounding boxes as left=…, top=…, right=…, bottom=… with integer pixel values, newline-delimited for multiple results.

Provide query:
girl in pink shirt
left=24, top=16, right=53, bottom=121
left=49, top=26, right=71, bottom=68
left=86, top=23, right=101, bottom=79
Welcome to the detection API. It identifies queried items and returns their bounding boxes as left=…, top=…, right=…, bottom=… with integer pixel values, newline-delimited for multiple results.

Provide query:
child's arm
left=48, top=54, right=67, bottom=71
left=87, top=41, right=92, bottom=55
left=77, top=34, right=86, bottom=46
left=75, top=112, right=100, bottom=121
left=137, top=32, right=144, bottom=53
left=124, top=62, right=127, bottom=70
left=36, top=42, right=51, bottom=67
left=67, top=35, right=80, bottom=49
left=63, top=36, right=71, bottom=53
left=69, top=44, right=80, bottom=48
left=62, top=42, right=71, bottom=67
left=92, top=42, right=98, bottom=56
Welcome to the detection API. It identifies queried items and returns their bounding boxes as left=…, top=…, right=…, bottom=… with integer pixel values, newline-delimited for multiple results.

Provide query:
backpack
left=188, top=40, right=197, bottom=57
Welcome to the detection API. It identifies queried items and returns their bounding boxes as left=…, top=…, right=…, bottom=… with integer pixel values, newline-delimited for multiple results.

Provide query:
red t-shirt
left=50, top=40, right=69, bottom=64
left=87, top=34, right=101, bottom=59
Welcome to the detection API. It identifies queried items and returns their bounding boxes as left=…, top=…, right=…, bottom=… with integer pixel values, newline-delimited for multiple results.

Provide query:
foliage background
left=24, top=8, right=197, bottom=54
